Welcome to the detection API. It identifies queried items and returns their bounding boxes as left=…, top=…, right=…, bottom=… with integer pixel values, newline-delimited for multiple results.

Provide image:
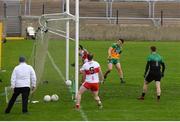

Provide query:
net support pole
left=66, top=0, right=70, bottom=81
left=75, top=0, right=79, bottom=97
left=106, top=1, right=108, bottom=17
left=0, top=22, right=2, bottom=70
left=24, top=0, right=27, bottom=15
left=148, top=1, right=151, bottom=18
left=110, top=0, right=112, bottom=18
left=152, top=1, right=155, bottom=18
left=161, top=10, right=163, bottom=27
left=28, top=0, right=31, bottom=15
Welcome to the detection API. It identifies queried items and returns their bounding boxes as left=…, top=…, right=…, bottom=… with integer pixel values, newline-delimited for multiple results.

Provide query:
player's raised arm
left=108, top=47, right=113, bottom=59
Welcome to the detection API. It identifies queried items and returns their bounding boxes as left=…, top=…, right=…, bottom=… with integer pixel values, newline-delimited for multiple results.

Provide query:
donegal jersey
left=80, top=60, right=100, bottom=83
left=110, top=43, right=122, bottom=59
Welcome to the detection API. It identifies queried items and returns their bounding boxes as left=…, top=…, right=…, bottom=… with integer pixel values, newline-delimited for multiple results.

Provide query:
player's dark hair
left=118, top=38, right=124, bottom=44
left=150, top=46, right=156, bottom=52
left=79, top=45, right=83, bottom=50
left=19, top=56, right=26, bottom=62
left=87, top=53, right=93, bottom=61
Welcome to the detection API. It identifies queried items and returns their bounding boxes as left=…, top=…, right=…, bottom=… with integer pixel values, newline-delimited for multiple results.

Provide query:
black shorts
left=145, top=72, right=161, bottom=82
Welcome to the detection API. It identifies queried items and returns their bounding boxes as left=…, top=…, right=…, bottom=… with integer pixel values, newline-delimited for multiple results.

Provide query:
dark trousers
left=5, top=87, right=30, bottom=113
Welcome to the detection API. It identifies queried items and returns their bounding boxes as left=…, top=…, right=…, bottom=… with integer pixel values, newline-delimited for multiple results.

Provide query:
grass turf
left=0, top=40, right=180, bottom=120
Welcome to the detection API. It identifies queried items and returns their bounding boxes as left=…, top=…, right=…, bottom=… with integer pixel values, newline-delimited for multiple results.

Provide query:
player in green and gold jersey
left=104, top=38, right=125, bottom=84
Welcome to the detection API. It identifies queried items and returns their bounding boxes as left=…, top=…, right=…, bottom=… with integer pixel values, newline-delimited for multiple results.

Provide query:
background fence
left=1, top=0, right=180, bottom=19
left=0, top=0, right=180, bottom=40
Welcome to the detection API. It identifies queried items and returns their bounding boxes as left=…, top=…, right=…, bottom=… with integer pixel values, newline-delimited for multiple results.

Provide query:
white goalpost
left=38, top=0, right=79, bottom=98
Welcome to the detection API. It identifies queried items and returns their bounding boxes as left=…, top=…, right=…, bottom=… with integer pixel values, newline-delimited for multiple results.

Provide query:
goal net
left=30, top=12, right=79, bottom=102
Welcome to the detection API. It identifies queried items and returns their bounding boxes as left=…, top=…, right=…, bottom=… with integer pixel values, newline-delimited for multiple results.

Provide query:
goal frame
left=38, top=0, right=79, bottom=98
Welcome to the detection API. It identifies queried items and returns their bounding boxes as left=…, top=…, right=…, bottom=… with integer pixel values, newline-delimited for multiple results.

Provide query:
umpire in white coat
left=5, top=56, right=37, bottom=114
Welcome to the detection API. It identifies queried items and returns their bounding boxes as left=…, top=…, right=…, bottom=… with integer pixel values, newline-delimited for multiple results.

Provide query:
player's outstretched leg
left=75, top=86, right=87, bottom=110
left=115, top=63, right=125, bottom=84
left=138, top=81, right=148, bottom=100
left=104, top=63, right=113, bottom=81
left=104, top=70, right=111, bottom=80
left=93, top=91, right=103, bottom=109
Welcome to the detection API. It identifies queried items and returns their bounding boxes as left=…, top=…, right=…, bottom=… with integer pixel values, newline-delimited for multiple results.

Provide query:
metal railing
left=1, top=0, right=180, bottom=26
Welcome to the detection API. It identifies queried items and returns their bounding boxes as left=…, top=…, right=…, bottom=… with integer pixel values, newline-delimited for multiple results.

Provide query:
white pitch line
left=47, top=51, right=88, bottom=121
left=47, top=51, right=65, bottom=81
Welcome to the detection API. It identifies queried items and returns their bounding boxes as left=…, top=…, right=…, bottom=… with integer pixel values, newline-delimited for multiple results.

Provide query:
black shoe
left=104, top=75, right=107, bottom=80
left=137, top=96, right=144, bottom=100
left=157, top=99, right=160, bottom=102
left=5, top=110, right=10, bottom=114
left=103, top=75, right=107, bottom=84
left=120, top=80, right=125, bottom=84
left=71, top=63, right=75, bottom=67
left=98, top=103, right=103, bottom=109
left=120, top=78, right=125, bottom=84
left=23, top=112, right=29, bottom=114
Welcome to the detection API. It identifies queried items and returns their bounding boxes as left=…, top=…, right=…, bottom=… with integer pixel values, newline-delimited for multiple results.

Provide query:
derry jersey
left=80, top=60, right=100, bottom=83
left=79, top=49, right=89, bottom=63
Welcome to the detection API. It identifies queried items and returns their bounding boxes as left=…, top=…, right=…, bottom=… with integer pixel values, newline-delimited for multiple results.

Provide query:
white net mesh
left=31, top=12, right=77, bottom=101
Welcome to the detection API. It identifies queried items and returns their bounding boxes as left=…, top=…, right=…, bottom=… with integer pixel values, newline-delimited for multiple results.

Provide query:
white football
left=66, top=80, right=72, bottom=86
left=43, top=95, right=51, bottom=102
left=51, top=94, right=59, bottom=101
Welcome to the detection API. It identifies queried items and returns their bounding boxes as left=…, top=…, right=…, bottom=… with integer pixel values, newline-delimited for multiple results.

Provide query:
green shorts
left=108, top=58, right=119, bottom=65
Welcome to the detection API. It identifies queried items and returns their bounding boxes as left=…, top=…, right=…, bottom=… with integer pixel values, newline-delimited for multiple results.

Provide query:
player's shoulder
left=25, top=64, right=34, bottom=70
left=147, top=53, right=162, bottom=61
left=147, top=54, right=152, bottom=61
left=111, top=43, right=117, bottom=47
left=156, top=53, right=162, bottom=57
left=83, top=48, right=88, bottom=52
left=14, top=65, right=19, bottom=70
left=82, top=61, right=89, bottom=67
left=92, top=60, right=100, bottom=66
left=156, top=53, right=163, bottom=60
left=28, top=64, right=33, bottom=68
left=15, top=63, right=31, bottom=70
left=84, top=60, right=99, bottom=66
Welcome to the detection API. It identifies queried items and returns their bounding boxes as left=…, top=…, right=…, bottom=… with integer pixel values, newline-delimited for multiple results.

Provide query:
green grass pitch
left=0, top=40, right=180, bottom=120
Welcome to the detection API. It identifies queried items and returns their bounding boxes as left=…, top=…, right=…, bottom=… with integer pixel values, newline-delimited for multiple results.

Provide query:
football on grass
left=43, top=95, right=51, bottom=102
left=51, top=94, right=59, bottom=101
left=66, top=80, right=72, bottom=86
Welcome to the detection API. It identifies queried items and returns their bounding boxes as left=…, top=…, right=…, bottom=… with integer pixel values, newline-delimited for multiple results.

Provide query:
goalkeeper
left=104, top=38, right=125, bottom=84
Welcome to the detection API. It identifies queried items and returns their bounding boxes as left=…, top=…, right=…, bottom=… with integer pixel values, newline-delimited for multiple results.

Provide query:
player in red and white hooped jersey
left=76, top=53, right=104, bottom=109
left=79, top=45, right=89, bottom=63
left=71, top=45, right=89, bottom=67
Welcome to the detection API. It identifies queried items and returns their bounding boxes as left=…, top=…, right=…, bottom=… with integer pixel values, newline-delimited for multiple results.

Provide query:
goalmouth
left=37, top=0, right=80, bottom=99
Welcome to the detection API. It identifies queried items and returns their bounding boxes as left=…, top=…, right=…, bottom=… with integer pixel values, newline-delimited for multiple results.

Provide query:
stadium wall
left=21, top=17, right=180, bottom=41
left=80, top=24, right=180, bottom=41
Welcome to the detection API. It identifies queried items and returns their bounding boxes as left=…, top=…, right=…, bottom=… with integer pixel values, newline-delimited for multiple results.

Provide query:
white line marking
left=47, top=51, right=88, bottom=121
